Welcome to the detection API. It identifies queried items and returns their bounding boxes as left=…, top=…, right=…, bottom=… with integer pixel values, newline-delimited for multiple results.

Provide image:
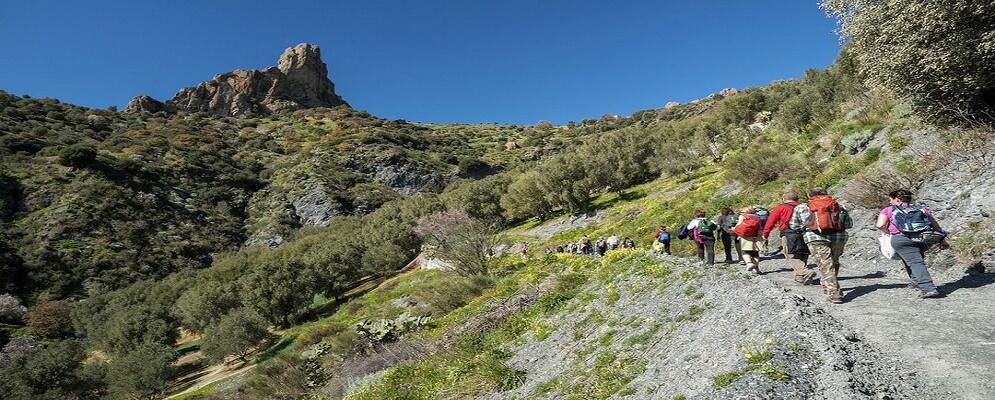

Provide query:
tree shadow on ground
left=937, top=271, right=995, bottom=296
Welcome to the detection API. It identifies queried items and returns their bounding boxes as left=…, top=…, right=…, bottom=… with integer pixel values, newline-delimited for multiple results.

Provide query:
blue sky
left=0, top=1, right=841, bottom=124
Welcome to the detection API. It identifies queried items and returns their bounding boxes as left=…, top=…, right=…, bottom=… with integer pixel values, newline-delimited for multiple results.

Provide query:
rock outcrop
left=126, top=43, right=347, bottom=116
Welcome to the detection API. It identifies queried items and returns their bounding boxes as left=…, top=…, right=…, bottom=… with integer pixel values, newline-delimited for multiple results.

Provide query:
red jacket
left=763, top=200, right=800, bottom=238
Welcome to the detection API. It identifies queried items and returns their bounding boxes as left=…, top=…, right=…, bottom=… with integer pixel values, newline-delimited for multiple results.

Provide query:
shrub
left=0, top=293, right=27, bottom=323
left=56, top=144, right=97, bottom=168
left=724, top=146, right=795, bottom=186
left=25, top=300, right=73, bottom=338
left=822, top=0, right=995, bottom=123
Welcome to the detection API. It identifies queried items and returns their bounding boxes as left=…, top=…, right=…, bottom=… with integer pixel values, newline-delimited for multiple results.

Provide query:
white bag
left=879, top=233, right=900, bottom=260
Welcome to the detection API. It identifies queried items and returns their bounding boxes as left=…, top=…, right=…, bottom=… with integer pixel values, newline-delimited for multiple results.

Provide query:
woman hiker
left=876, top=189, right=945, bottom=299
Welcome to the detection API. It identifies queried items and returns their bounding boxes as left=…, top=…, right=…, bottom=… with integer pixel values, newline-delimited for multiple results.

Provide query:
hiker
left=687, top=210, right=718, bottom=265
left=595, top=237, right=608, bottom=256
left=580, top=236, right=593, bottom=255
left=764, top=192, right=814, bottom=284
left=788, top=188, right=853, bottom=304
left=734, top=206, right=765, bottom=274
left=715, top=208, right=743, bottom=264
left=607, top=233, right=620, bottom=250
left=566, top=242, right=576, bottom=254
left=520, top=243, right=529, bottom=259
left=653, top=225, right=672, bottom=255
left=555, top=244, right=565, bottom=253
left=544, top=247, right=553, bottom=255
left=876, top=189, right=945, bottom=299
left=622, top=237, right=635, bottom=248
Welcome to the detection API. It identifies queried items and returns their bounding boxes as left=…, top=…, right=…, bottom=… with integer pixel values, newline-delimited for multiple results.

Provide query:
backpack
left=892, top=204, right=934, bottom=235
left=676, top=225, right=690, bottom=240
left=696, top=219, right=718, bottom=236
left=734, top=215, right=761, bottom=237
left=753, top=205, right=770, bottom=223
left=805, top=195, right=845, bottom=232
left=657, top=232, right=671, bottom=242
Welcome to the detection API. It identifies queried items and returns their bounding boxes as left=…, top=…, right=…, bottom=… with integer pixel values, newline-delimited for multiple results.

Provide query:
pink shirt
left=880, top=204, right=933, bottom=235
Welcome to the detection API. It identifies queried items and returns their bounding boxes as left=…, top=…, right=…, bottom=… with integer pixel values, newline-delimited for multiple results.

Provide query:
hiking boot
left=828, top=294, right=844, bottom=304
left=919, top=290, right=943, bottom=299
left=748, top=266, right=760, bottom=274
left=739, top=260, right=747, bottom=265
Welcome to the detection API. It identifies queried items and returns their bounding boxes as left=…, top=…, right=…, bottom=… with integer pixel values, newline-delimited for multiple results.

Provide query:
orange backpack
left=806, top=195, right=844, bottom=232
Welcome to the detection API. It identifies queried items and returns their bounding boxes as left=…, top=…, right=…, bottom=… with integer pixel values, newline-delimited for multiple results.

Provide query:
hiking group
left=544, top=233, right=636, bottom=256
left=665, top=187, right=947, bottom=304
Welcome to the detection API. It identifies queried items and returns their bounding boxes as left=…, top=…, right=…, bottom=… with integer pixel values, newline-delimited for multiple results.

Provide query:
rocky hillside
left=125, top=43, right=347, bottom=116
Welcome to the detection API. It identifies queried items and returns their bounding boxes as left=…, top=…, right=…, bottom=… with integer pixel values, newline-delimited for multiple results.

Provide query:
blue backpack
left=892, top=205, right=933, bottom=235
left=657, top=232, right=671, bottom=242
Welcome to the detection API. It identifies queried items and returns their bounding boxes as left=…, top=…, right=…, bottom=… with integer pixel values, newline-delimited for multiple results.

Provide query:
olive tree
left=821, top=0, right=995, bottom=123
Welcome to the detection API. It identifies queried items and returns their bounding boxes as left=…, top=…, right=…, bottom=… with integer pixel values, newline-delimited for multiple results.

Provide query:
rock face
left=124, top=95, right=169, bottom=114
left=126, top=43, right=348, bottom=116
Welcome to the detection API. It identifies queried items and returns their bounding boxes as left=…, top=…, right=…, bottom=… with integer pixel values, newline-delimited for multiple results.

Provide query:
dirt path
left=750, top=250, right=995, bottom=400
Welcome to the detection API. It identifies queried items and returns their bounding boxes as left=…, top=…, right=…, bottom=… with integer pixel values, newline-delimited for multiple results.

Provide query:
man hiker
left=607, top=233, right=620, bottom=250
left=715, top=208, right=743, bottom=264
left=622, top=237, right=635, bottom=248
left=653, top=225, right=672, bottom=255
left=789, top=188, right=853, bottom=304
left=764, top=192, right=815, bottom=284
left=687, top=210, right=718, bottom=265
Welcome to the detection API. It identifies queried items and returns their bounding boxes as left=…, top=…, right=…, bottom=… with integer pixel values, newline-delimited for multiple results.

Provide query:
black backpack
left=892, top=204, right=933, bottom=235
left=676, top=224, right=690, bottom=240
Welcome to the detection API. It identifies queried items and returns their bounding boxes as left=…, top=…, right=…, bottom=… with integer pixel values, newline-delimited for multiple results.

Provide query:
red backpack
left=734, top=214, right=761, bottom=237
left=806, top=195, right=844, bottom=232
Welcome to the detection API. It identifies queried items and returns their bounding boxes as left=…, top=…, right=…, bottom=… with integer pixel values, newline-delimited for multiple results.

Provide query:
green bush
left=822, top=0, right=995, bottom=123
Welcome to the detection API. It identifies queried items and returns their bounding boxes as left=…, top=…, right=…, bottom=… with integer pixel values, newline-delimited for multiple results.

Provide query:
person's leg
left=809, top=242, right=840, bottom=301
left=892, top=235, right=938, bottom=294
left=705, top=239, right=715, bottom=265
left=664, top=240, right=671, bottom=255
left=696, top=242, right=705, bottom=261
left=721, top=232, right=733, bottom=262
left=782, top=236, right=805, bottom=281
left=734, top=235, right=743, bottom=261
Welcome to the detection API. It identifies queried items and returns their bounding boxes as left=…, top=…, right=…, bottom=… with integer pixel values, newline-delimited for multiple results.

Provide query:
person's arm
left=875, top=213, right=890, bottom=233
left=762, top=206, right=780, bottom=238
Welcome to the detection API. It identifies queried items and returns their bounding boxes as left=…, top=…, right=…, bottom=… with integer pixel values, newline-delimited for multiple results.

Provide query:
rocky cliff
left=125, top=43, right=348, bottom=116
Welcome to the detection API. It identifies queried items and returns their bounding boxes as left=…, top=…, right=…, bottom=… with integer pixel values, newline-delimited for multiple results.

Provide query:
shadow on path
left=937, top=271, right=995, bottom=296
left=844, top=283, right=909, bottom=301
left=838, top=271, right=887, bottom=281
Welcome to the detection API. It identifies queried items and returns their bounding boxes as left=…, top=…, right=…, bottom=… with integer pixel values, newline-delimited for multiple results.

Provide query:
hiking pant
left=781, top=235, right=810, bottom=281
left=809, top=240, right=845, bottom=297
left=892, top=234, right=938, bottom=293
left=696, top=239, right=715, bottom=265
left=719, top=231, right=742, bottom=262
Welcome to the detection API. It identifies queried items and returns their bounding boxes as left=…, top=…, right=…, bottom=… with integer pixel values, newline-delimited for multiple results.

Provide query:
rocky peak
left=126, top=43, right=348, bottom=116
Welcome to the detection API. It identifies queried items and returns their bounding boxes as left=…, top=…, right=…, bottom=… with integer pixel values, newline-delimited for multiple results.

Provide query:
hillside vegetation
left=2, top=1, right=995, bottom=399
